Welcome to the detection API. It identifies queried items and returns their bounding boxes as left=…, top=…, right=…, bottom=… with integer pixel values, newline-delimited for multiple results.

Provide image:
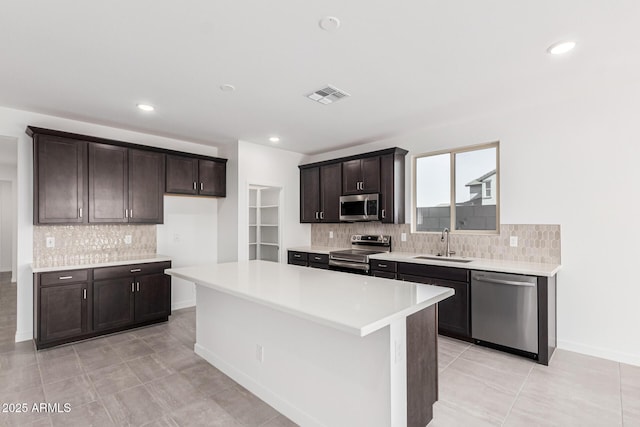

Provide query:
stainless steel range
left=329, top=235, right=391, bottom=274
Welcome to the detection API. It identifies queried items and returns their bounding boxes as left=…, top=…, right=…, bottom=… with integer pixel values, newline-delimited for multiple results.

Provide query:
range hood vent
left=306, top=85, right=350, bottom=105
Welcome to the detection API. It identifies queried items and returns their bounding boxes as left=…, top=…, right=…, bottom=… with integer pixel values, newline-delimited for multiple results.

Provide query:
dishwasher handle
left=472, top=275, right=535, bottom=287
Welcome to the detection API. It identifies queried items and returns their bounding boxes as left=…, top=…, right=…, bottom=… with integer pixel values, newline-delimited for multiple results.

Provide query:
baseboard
left=194, top=343, right=323, bottom=427
left=171, top=299, right=195, bottom=311
left=557, top=339, right=640, bottom=367
left=15, top=329, right=32, bottom=343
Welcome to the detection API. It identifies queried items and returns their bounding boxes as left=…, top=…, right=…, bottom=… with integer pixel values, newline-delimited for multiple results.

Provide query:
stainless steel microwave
left=339, top=194, right=380, bottom=221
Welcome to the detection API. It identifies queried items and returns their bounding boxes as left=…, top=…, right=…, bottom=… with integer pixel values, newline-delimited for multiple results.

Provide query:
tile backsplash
left=33, top=225, right=157, bottom=268
left=311, top=223, right=561, bottom=264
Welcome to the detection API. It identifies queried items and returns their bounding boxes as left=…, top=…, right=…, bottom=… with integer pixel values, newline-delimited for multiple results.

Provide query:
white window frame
left=411, top=141, right=500, bottom=234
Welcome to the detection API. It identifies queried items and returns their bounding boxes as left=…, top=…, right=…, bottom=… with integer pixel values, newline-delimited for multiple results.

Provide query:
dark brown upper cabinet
left=380, top=152, right=405, bottom=223
left=129, top=149, right=165, bottom=223
left=342, top=156, right=380, bottom=195
left=33, top=135, right=88, bottom=224
left=29, top=126, right=228, bottom=225
left=299, top=147, right=407, bottom=224
left=166, top=155, right=226, bottom=197
left=299, top=163, right=341, bottom=223
left=89, top=143, right=129, bottom=223
left=89, top=144, right=164, bottom=224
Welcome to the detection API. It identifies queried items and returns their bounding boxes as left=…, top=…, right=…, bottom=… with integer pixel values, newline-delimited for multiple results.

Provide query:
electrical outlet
left=329, top=231, right=334, bottom=239
left=124, top=235, right=132, bottom=245
left=510, top=236, right=518, bottom=247
left=256, top=344, right=264, bottom=363
left=401, top=233, right=407, bottom=242
left=46, top=237, right=55, bottom=248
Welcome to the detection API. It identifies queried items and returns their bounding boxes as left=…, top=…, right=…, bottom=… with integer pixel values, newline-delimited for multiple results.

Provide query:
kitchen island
left=166, top=260, right=453, bottom=427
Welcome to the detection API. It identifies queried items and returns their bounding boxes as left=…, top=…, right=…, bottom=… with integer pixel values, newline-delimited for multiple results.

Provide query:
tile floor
left=1, top=271, right=639, bottom=426
left=433, top=336, right=640, bottom=426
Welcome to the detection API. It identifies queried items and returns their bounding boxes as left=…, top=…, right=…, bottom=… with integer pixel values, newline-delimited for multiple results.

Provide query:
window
left=485, top=180, right=492, bottom=198
left=413, top=142, right=499, bottom=233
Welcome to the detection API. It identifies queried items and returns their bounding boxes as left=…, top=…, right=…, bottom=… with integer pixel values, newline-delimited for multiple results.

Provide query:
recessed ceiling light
left=220, top=84, right=236, bottom=92
left=269, top=136, right=280, bottom=143
left=136, top=104, right=155, bottom=112
left=319, top=16, right=341, bottom=32
left=547, top=41, right=576, bottom=55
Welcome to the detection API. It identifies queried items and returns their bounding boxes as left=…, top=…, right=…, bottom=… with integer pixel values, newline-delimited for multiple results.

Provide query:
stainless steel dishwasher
left=471, top=271, right=538, bottom=355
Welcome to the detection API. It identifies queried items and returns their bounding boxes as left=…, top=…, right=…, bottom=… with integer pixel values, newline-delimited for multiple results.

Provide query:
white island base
left=167, top=261, right=452, bottom=427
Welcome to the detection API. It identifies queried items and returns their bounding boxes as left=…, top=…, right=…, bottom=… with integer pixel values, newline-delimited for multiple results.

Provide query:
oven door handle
left=329, top=259, right=370, bottom=272
left=329, top=255, right=361, bottom=263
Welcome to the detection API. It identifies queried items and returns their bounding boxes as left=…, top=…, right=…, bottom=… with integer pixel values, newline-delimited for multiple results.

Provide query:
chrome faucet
left=440, top=228, right=455, bottom=257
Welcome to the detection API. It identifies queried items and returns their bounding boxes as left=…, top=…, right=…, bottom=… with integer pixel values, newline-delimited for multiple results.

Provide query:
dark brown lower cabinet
left=134, top=273, right=171, bottom=323
left=39, top=283, right=88, bottom=342
left=93, top=278, right=135, bottom=331
left=399, top=274, right=470, bottom=339
left=34, top=261, right=171, bottom=349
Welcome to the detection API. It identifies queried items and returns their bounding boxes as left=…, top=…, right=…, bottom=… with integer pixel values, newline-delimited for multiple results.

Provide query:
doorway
left=0, top=135, right=18, bottom=347
left=248, top=185, right=282, bottom=262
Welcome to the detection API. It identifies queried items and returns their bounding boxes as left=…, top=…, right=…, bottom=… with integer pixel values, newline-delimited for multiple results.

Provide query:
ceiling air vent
left=306, top=85, right=350, bottom=105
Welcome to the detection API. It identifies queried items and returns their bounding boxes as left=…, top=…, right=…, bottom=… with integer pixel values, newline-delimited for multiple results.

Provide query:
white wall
left=0, top=105, right=220, bottom=342
left=157, top=195, right=218, bottom=310
left=236, top=141, right=310, bottom=262
left=217, top=140, right=310, bottom=263
left=0, top=159, right=17, bottom=282
left=304, top=83, right=640, bottom=366
left=217, top=143, right=240, bottom=263
left=0, top=180, right=12, bottom=272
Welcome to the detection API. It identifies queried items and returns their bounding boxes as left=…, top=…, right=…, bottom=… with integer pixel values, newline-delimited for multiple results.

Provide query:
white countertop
left=287, top=246, right=347, bottom=255
left=166, top=260, right=453, bottom=337
left=31, top=254, right=172, bottom=273
left=370, top=252, right=561, bottom=277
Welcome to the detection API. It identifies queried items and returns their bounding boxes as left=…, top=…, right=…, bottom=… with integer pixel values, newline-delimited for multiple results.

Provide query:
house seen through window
left=413, top=142, right=499, bottom=233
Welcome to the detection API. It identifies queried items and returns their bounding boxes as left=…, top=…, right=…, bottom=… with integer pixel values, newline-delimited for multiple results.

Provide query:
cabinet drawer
left=93, top=261, right=171, bottom=281
left=308, top=253, right=329, bottom=264
left=370, top=260, right=397, bottom=272
left=398, top=262, right=469, bottom=283
left=40, top=269, right=89, bottom=287
left=309, top=262, right=330, bottom=270
left=372, top=270, right=397, bottom=280
left=288, top=251, right=308, bottom=264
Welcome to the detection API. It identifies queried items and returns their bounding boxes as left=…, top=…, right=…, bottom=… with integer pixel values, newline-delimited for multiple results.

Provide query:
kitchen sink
left=413, top=255, right=473, bottom=263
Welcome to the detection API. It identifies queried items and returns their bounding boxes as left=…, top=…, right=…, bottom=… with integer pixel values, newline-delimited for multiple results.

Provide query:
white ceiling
left=1, top=1, right=638, bottom=154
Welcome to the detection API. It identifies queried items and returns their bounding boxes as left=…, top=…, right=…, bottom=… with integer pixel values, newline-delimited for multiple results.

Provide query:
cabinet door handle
left=130, top=209, right=133, bottom=218
left=131, top=282, right=135, bottom=292
left=130, top=268, right=141, bottom=273
left=125, top=209, right=129, bottom=218
left=315, top=212, right=319, bottom=220
left=378, top=263, right=387, bottom=268
left=314, top=256, right=321, bottom=261
left=136, top=282, right=140, bottom=292
left=381, top=209, right=386, bottom=219
left=200, top=183, right=204, bottom=191
left=294, top=254, right=301, bottom=258
left=193, top=182, right=197, bottom=190
left=79, top=208, right=83, bottom=218
left=59, top=276, right=73, bottom=280
left=83, top=289, right=87, bottom=300
left=320, top=211, right=324, bottom=219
